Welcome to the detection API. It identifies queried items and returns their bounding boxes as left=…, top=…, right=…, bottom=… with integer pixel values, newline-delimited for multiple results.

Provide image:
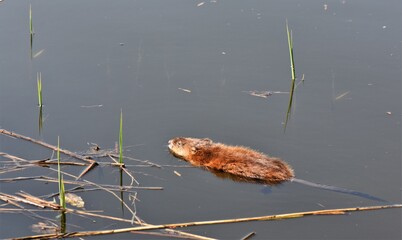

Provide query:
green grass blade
left=286, top=20, right=296, bottom=81
left=284, top=20, right=297, bottom=130
left=57, top=136, right=66, bottom=209
left=119, top=109, right=123, bottom=164
left=57, top=136, right=61, bottom=183
left=37, top=72, right=42, bottom=107
left=60, top=176, right=66, bottom=209
left=284, top=76, right=296, bottom=127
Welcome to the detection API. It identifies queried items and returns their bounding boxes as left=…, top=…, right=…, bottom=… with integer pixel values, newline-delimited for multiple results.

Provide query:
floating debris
left=174, top=171, right=181, bottom=177
left=248, top=91, right=272, bottom=98
left=31, top=222, right=58, bottom=234
left=243, top=90, right=289, bottom=99
left=386, top=112, right=392, bottom=115
left=33, top=49, right=45, bottom=58
left=335, top=91, right=350, bottom=100
left=80, top=104, right=103, bottom=108
left=178, top=88, right=191, bottom=93
left=65, top=193, right=85, bottom=208
left=197, top=2, right=205, bottom=7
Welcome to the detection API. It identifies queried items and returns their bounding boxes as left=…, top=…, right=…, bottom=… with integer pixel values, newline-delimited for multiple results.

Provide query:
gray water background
left=0, top=0, right=401, bottom=239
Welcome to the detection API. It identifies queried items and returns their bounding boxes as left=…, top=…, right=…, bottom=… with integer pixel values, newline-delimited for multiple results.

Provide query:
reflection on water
left=38, top=106, right=43, bottom=134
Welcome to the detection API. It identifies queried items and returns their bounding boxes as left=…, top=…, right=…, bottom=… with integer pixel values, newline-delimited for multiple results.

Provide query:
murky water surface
left=1, top=0, right=401, bottom=239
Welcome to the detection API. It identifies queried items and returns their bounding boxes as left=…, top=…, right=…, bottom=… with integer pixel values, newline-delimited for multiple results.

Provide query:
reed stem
left=36, top=72, right=42, bottom=107
left=119, top=109, right=123, bottom=164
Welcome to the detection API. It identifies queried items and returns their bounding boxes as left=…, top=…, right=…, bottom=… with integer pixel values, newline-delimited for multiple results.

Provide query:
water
left=1, top=0, right=401, bottom=239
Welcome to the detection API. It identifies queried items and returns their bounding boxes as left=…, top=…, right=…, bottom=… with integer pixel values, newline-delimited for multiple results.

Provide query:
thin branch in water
left=12, top=204, right=402, bottom=239
left=240, top=232, right=256, bottom=240
left=131, top=230, right=214, bottom=240
left=0, top=175, right=162, bottom=190
left=0, top=151, right=30, bottom=164
left=0, top=129, right=97, bottom=168
left=81, top=179, right=144, bottom=225
left=108, top=154, right=139, bottom=186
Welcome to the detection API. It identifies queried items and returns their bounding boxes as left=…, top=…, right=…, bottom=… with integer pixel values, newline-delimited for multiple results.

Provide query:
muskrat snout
left=167, top=139, right=175, bottom=150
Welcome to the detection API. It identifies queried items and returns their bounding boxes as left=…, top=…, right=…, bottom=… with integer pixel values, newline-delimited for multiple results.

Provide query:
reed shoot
left=286, top=20, right=296, bottom=81
left=119, top=109, right=123, bottom=164
left=37, top=72, right=42, bottom=107
left=284, top=20, right=296, bottom=128
left=29, top=4, right=33, bottom=37
left=57, top=136, right=66, bottom=209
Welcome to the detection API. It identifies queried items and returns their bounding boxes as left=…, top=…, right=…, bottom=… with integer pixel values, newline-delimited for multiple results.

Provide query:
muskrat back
left=168, top=137, right=294, bottom=184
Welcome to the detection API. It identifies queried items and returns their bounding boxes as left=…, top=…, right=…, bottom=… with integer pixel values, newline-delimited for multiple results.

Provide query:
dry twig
left=12, top=204, right=402, bottom=239
left=0, top=129, right=97, bottom=179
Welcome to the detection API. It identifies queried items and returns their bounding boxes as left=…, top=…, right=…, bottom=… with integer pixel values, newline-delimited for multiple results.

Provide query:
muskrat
left=168, top=137, right=387, bottom=202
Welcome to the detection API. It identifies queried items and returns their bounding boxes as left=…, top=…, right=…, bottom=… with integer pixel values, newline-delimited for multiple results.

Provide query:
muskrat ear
left=202, top=138, right=212, bottom=144
left=191, top=146, right=198, bottom=154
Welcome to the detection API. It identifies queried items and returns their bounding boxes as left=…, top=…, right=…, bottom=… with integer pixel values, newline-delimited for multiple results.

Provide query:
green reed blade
left=60, top=176, right=66, bottom=209
left=286, top=20, right=296, bottom=81
left=119, top=109, right=123, bottom=164
left=284, top=20, right=296, bottom=130
left=37, top=72, right=42, bottom=107
left=57, top=136, right=66, bottom=209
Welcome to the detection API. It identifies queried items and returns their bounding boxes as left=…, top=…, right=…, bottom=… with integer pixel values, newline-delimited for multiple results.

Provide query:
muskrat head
left=168, top=137, right=212, bottom=161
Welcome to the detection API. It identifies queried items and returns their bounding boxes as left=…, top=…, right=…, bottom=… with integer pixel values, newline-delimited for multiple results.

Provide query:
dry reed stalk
left=1, top=206, right=213, bottom=240
left=110, top=154, right=162, bottom=168
left=240, top=232, right=256, bottom=240
left=81, top=179, right=143, bottom=225
left=76, top=161, right=97, bottom=179
left=0, top=151, right=30, bottom=163
left=131, top=230, right=215, bottom=240
left=32, top=159, right=87, bottom=166
left=0, top=193, right=60, bottom=210
left=0, top=129, right=97, bottom=175
left=0, top=208, right=57, bottom=213
left=0, top=195, right=24, bottom=208
left=12, top=204, right=402, bottom=239
left=0, top=176, right=51, bottom=183
left=17, top=192, right=61, bottom=210
left=0, top=175, right=162, bottom=190
left=0, top=151, right=87, bottom=168
left=108, top=154, right=139, bottom=185
left=163, top=229, right=216, bottom=240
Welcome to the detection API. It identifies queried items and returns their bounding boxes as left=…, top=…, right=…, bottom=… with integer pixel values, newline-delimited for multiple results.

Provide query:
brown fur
left=168, top=137, right=294, bottom=184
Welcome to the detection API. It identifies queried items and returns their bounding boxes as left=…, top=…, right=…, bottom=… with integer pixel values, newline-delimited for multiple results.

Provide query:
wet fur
left=168, top=137, right=294, bottom=184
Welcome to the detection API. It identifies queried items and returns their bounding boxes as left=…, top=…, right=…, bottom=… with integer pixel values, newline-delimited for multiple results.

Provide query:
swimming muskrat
left=168, top=137, right=387, bottom=202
